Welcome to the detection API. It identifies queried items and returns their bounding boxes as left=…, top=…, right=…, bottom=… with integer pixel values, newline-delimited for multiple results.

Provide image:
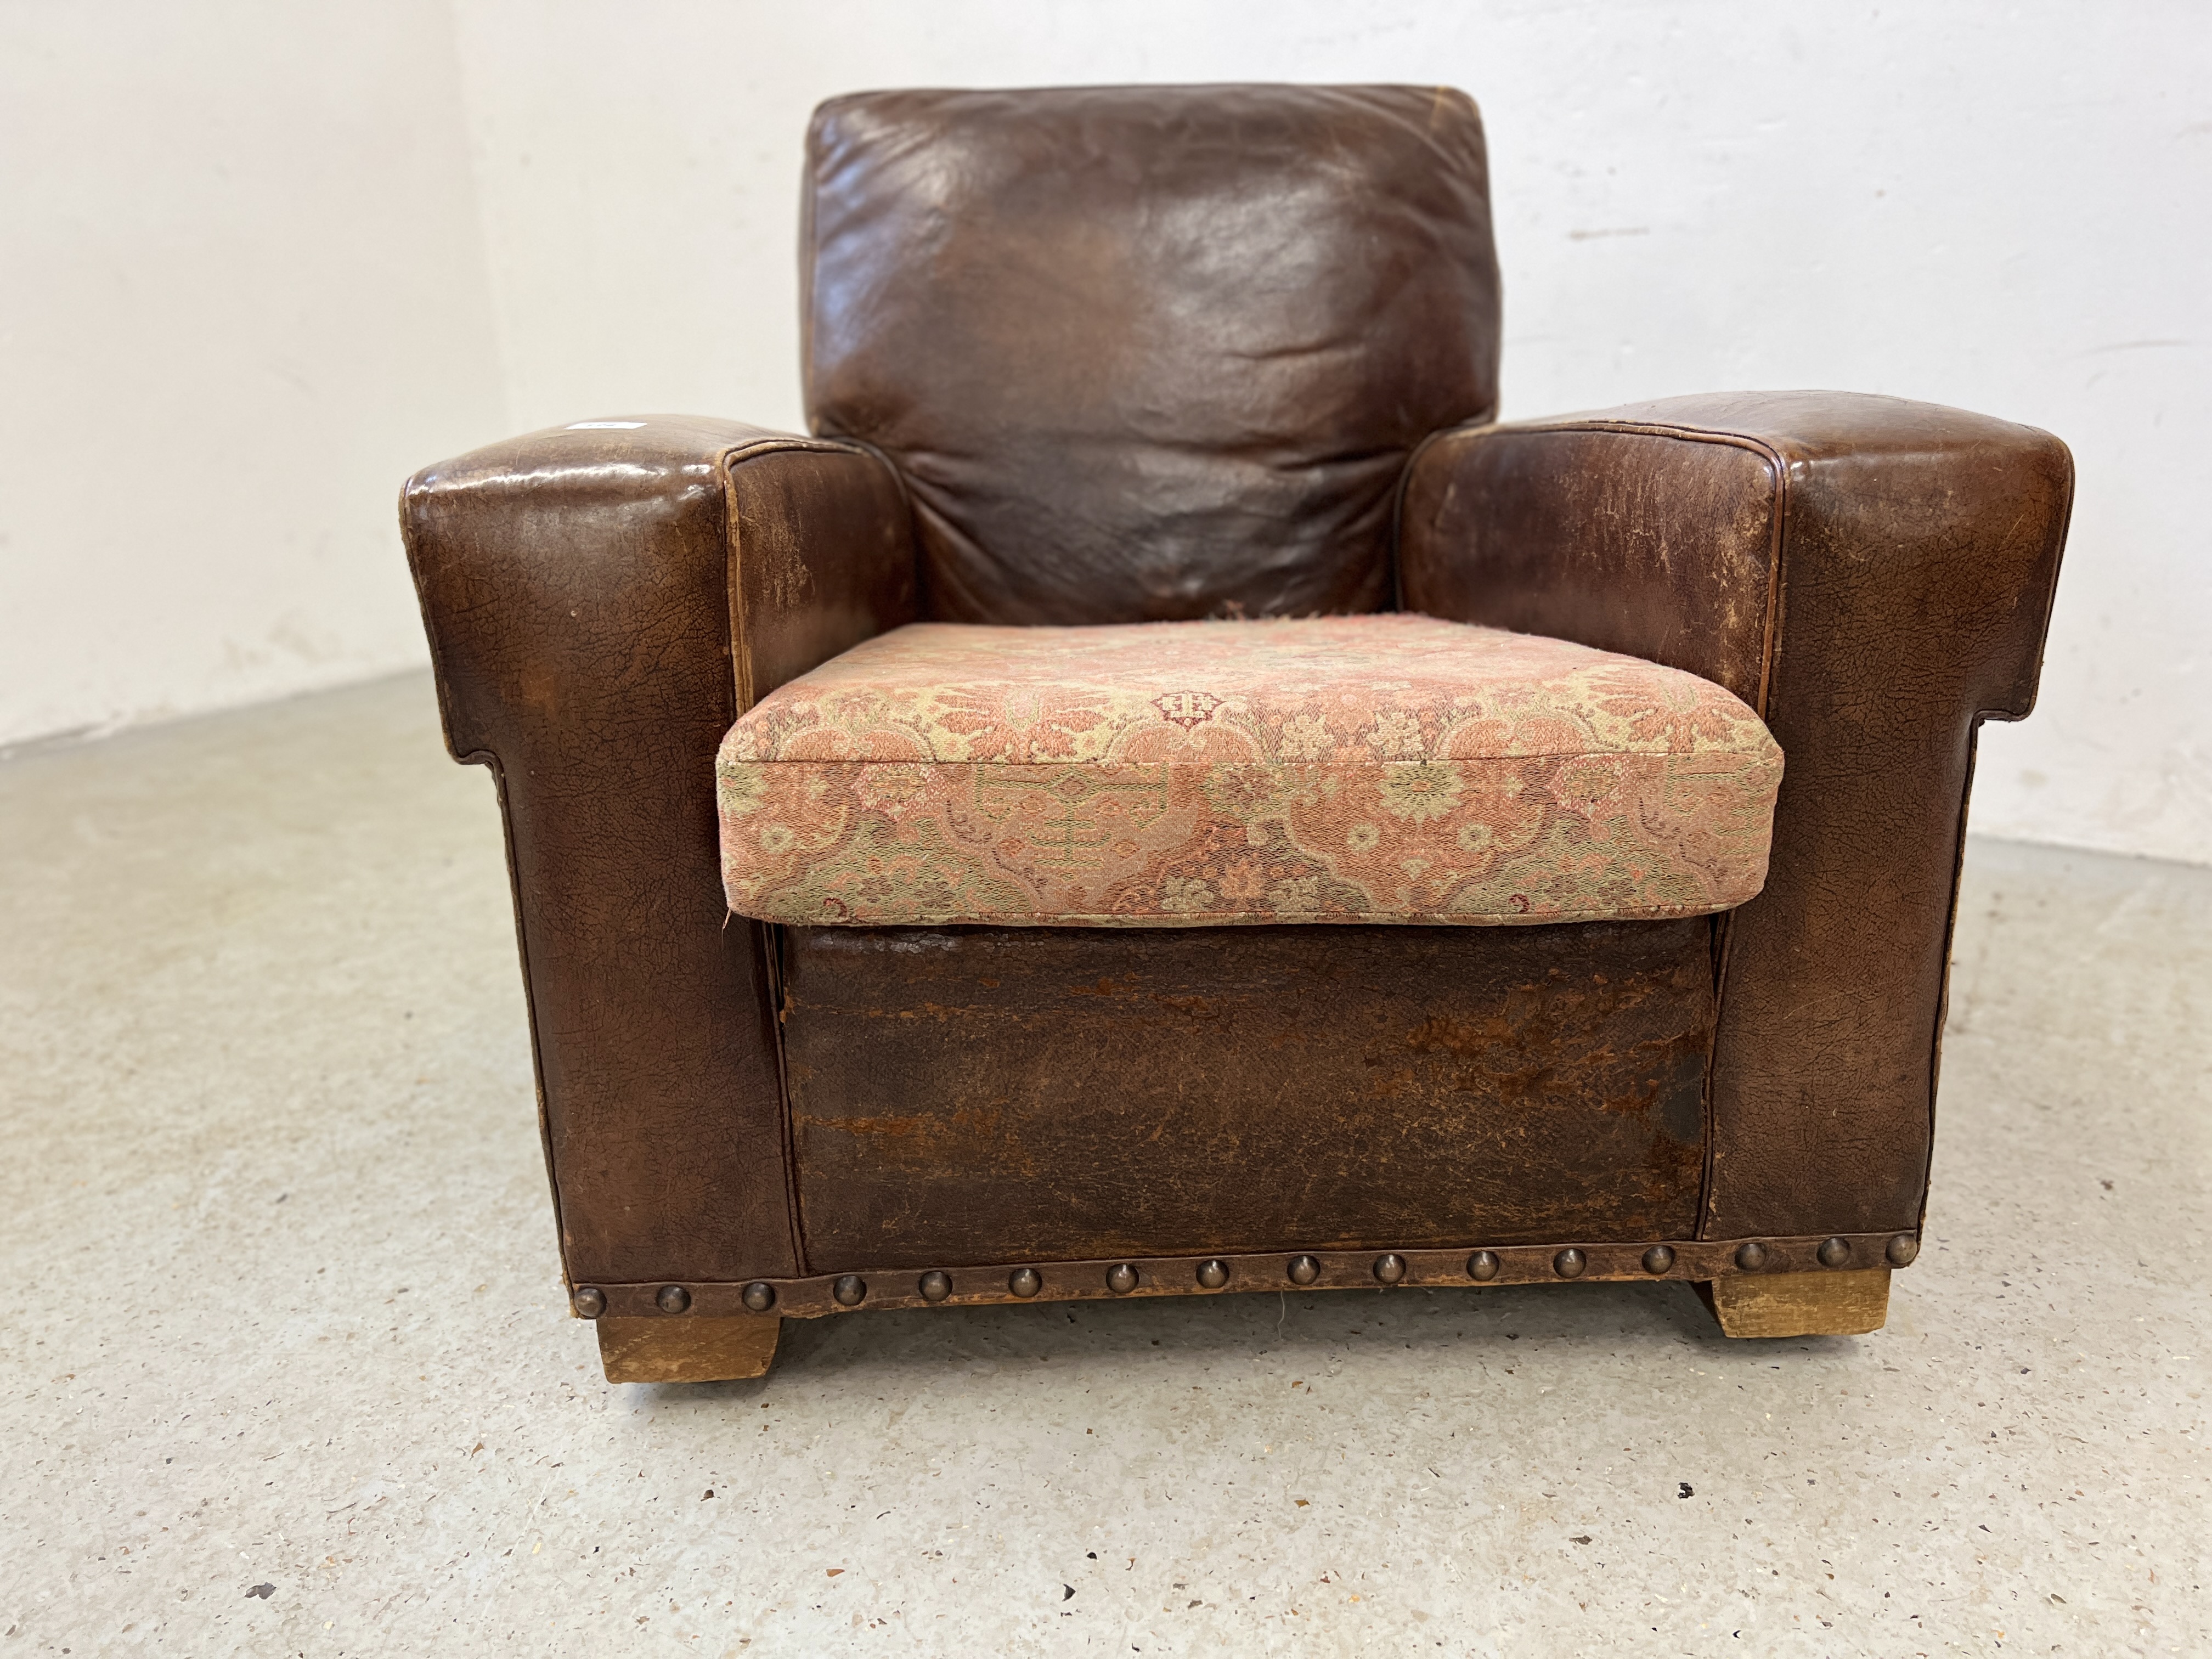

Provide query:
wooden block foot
left=596, top=1316, right=782, bottom=1382
left=1698, top=1268, right=1889, bottom=1338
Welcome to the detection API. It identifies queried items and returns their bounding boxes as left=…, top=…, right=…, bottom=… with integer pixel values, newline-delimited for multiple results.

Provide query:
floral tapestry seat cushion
left=716, top=614, right=1784, bottom=928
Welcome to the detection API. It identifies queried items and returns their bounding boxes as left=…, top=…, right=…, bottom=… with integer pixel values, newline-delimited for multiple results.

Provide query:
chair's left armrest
left=401, top=416, right=915, bottom=1290
left=1400, top=391, right=2072, bottom=1243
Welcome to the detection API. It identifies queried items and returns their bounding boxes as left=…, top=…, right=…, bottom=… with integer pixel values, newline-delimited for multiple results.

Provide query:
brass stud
left=918, top=1271, right=951, bottom=1304
left=1641, top=1245, right=1675, bottom=1276
left=1735, top=1242, right=1768, bottom=1272
left=742, top=1280, right=776, bottom=1313
left=1196, top=1259, right=1230, bottom=1290
left=1373, top=1253, right=1406, bottom=1285
left=1106, top=1263, right=1139, bottom=1295
left=1287, top=1255, right=1321, bottom=1286
left=656, top=1284, right=691, bottom=1314
left=1466, top=1250, right=1499, bottom=1282
left=1553, top=1248, right=1586, bottom=1279
left=1818, top=1236, right=1852, bottom=1268
left=572, top=1286, right=606, bottom=1319
left=1886, top=1233, right=1920, bottom=1267
left=1008, top=1267, right=1042, bottom=1298
left=832, top=1273, right=866, bottom=1307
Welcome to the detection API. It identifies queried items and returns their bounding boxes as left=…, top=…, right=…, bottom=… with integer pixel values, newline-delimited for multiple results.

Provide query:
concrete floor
left=2, top=673, right=2207, bottom=1658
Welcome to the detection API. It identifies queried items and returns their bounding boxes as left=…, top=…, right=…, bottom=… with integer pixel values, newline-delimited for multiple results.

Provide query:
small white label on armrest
left=565, top=420, right=646, bottom=430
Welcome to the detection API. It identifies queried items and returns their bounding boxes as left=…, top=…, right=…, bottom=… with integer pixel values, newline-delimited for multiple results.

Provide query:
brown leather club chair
left=401, top=86, right=2070, bottom=1383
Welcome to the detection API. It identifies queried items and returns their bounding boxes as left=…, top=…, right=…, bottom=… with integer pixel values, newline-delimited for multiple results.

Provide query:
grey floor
left=3, top=673, right=2207, bottom=1658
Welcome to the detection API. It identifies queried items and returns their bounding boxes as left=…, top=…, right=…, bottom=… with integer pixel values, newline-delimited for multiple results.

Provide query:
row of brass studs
left=569, top=1232, right=1920, bottom=1319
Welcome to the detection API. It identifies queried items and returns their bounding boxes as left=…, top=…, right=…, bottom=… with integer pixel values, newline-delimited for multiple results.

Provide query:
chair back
left=804, top=84, right=1502, bottom=623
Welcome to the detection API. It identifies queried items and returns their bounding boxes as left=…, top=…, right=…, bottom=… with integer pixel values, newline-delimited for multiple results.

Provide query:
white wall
left=0, top=2, right=506, bottom=747
left=6, top=2, right=2207, bottom=866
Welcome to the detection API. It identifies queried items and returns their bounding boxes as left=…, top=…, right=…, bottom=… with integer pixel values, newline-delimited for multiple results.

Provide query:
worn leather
left=402, top=417, right=915, bottom=1286
left=781, top=918, right=1712, bottom=1268
left=726, top=436, right=918, bottom=706
left=1402, top=391, right=2072, bottom=1240
left=805, top=85, right=1500, bottom=624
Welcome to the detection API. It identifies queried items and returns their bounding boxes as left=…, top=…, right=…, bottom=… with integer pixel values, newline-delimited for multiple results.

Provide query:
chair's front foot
left=1697, top=1269, right=1891, bottom=1338
left=596, top=1316, right=783, bottom=1383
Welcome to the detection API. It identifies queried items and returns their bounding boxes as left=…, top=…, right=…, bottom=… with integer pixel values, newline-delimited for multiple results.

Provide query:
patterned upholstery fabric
left=716, top=615, right=1782, bottom=927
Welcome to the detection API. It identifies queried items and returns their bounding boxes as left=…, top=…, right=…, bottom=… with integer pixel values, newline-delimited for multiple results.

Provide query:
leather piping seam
left=1921, top=721, right=1982, bottom=1237
left=481, top=752, right=572, bottom=1292
left=715, top=437, right=863, bottom=1279
left=398, top=490, right=576, bottom=1290
left=1980, top=447, right=2076, bottom=722
left=716, top=433, right=919, bottom=1280
left=397, top=477, right=476, bottom=764
left=718, top=433, right=909, bottom=713
left=1488, top=417, right=1792, bottom=1241
left=1534, top=418, right=2057, bottom=1244
left=1395, top=416, right=1791, bottom=1242
left=1454, top=417, right=1790, bottom=714
left=1914, top=460, right=2074, bottom=1231
left=1390, top=418, right=1496, bottom=613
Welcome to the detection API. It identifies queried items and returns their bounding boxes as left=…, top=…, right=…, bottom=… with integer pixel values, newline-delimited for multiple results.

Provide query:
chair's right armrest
left=1398, top=393, right=2072, bottom=1248
left=400, top=415, right=916, bottom=1293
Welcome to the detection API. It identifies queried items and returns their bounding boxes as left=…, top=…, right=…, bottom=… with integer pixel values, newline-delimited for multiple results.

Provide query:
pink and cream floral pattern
left=716, top=614, right=1783, bottom=928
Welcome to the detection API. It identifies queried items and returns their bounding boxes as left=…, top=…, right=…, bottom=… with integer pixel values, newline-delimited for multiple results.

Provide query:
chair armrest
left=1401, top=391, right=2072, bottom=1240
left=401, top=416, right=916, bottom=1288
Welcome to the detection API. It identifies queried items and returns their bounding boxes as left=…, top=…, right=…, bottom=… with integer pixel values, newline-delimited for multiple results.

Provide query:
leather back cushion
left=803, top=85, right=1502, bottom=624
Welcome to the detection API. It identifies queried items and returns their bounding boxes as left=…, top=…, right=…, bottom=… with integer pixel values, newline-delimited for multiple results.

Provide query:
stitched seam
left=713, top=444, right=810, bottom=1278
left=1393, top=420, right=1497, bottom=612
left=1918, top=455, right=2073, bottom=1228
left=400, top=491, right=579, bottom=1291
left=1919, top=722, right=1984, bottom=1238
left=486, top=753, right=574, bottom=1290
left=1445, top=420, right=1793, bottom=1240
left=718, top=434, right=904, bottom=1279
left=719, top=435, right=862, bottom=465
left=722, top=750, right=1774, bottom=766
left=720, top=454, right=757, bottom=714
left=744, top=906, right=1743, bottom=926
left=718, top=436, right=895, bottom=710
left=1487, top=421, right=1790, bottom=1240
left=1703, top=437, right=1790, bottom=1239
